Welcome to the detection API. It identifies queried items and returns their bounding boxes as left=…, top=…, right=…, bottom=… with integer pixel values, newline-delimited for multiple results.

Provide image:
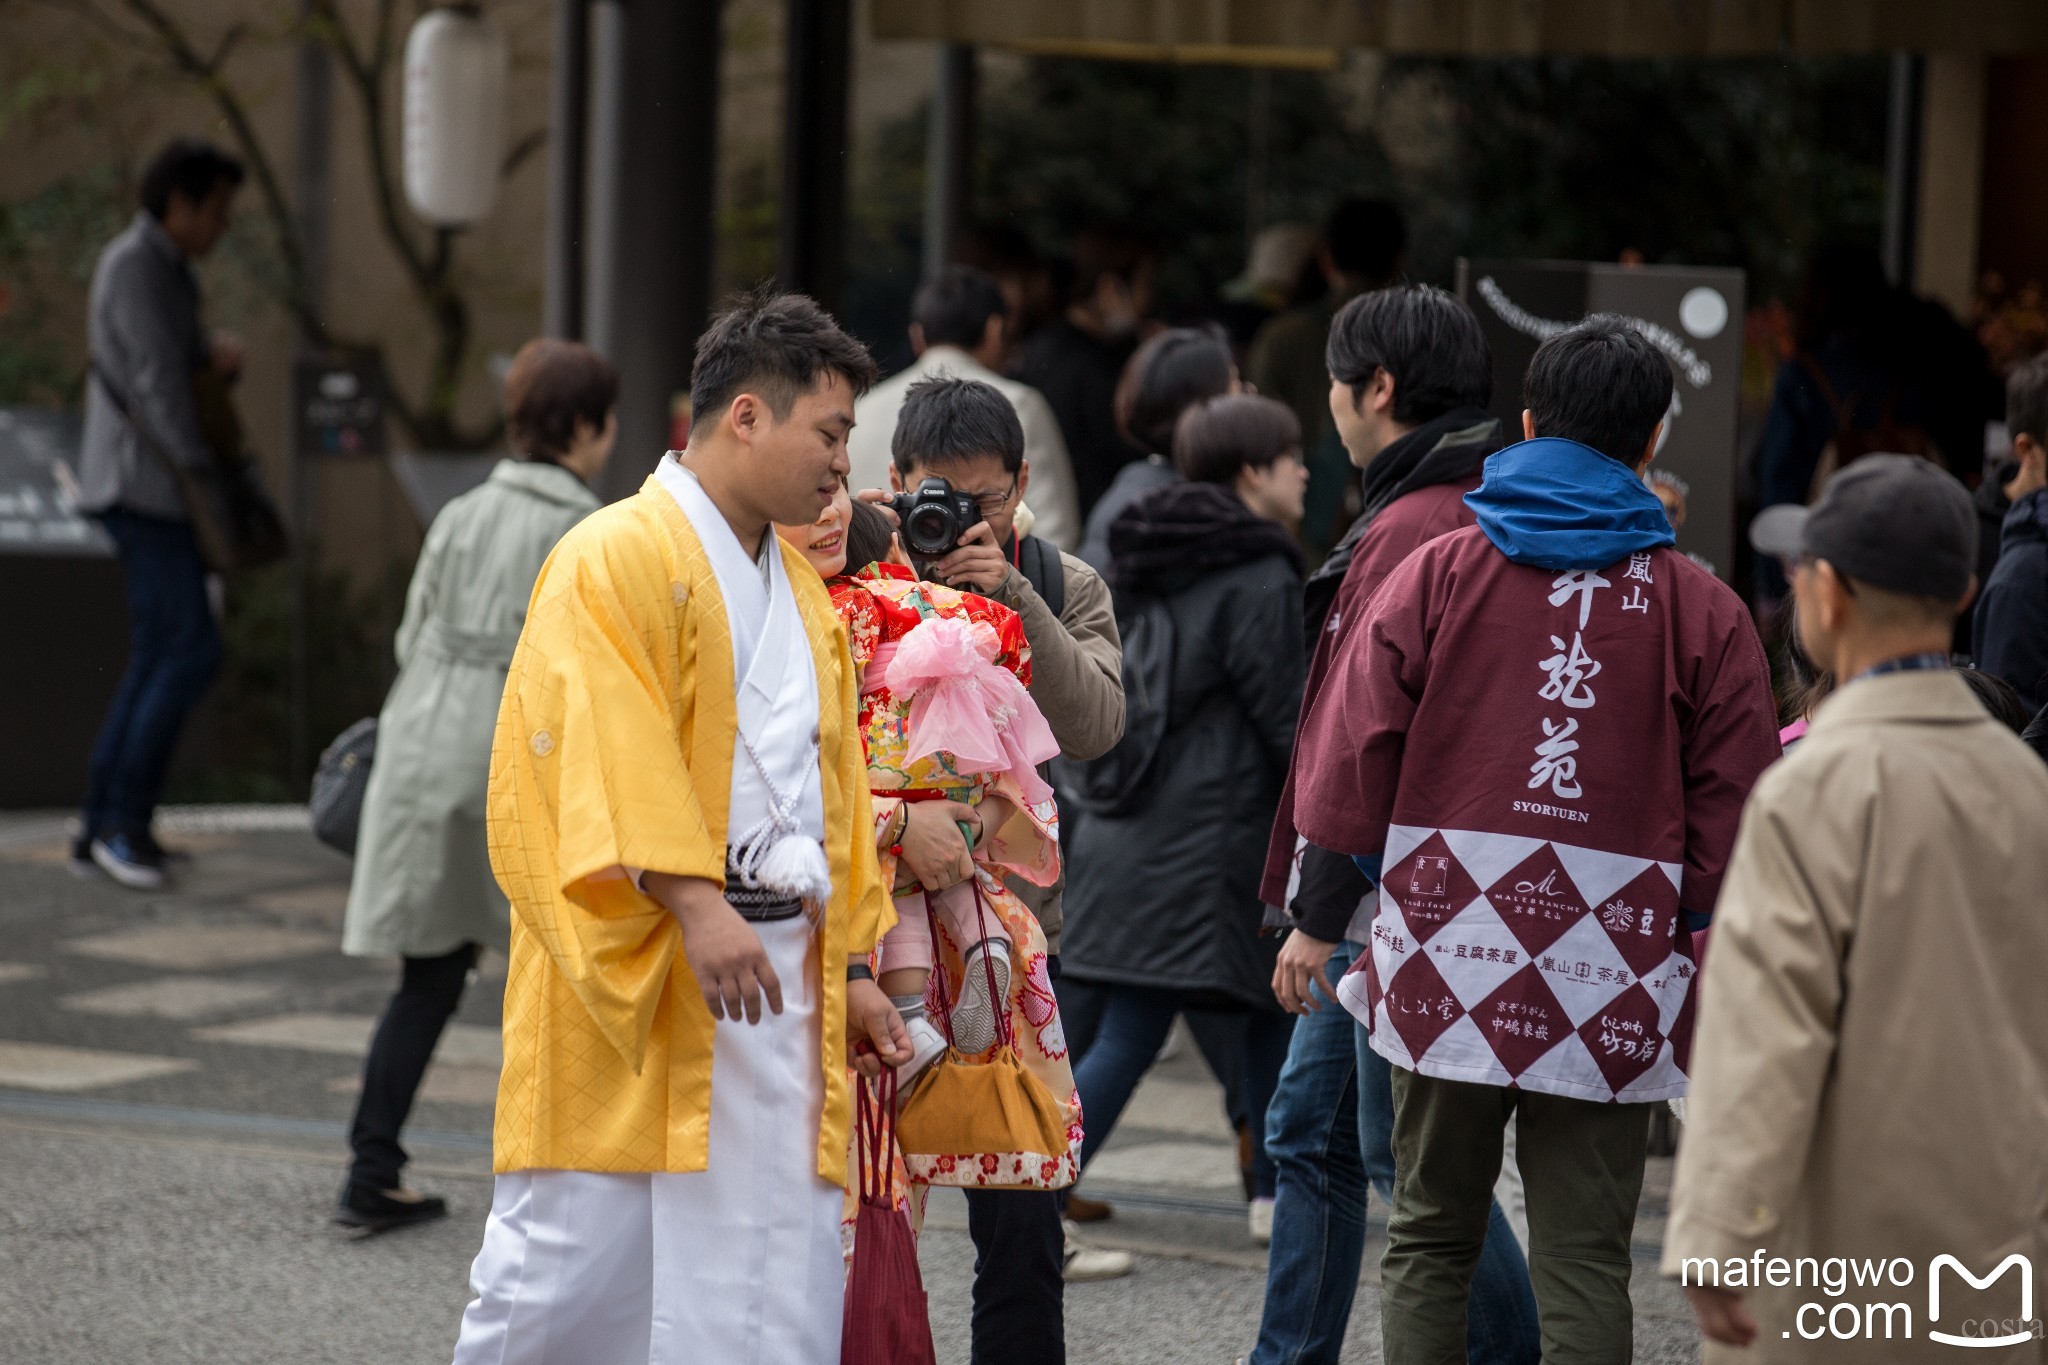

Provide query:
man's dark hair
left=1326, top=284, right=1492, bottom=425
left=140, top=138, right=245, bottom=220
left=1173, top=394, right=1302, bottom=486
left=690, top=289, right=876, bottom=433
left=1118, top=325, right=1235, bottom=456
left=504, top=338, right=618, bottom=463
left=1067, top=224, right=1155, bottom=306
left=1523, top=314, right=1674, bottom=465
left=1324, top=198, right=1407, bottom=284
left=913, top=265, right=1006, bottom=351
left=2007, top=353, right=2048, bottom=452
left=893, top=375, right=1024, bottom=475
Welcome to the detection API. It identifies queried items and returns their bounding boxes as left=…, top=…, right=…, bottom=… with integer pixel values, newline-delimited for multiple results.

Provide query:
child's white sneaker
left=1248, top=1196, right=1275, bottom=1246
left=951, top=939, right=1012, bottom=1055
left=896, top=1014, right=949, bottom=1092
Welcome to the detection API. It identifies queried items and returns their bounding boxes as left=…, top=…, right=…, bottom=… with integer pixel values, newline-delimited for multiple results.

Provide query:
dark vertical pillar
left=586, top=0, right=724, bottom=499
left=542, top=0, right=588, bottom=339
left=1882, top=51, right=1926, bottom=289
left=778, top=0, right=852, bottom=310
left=921, top=43, right=976, bottom=282
left=287, top=3, right=334, bottom=788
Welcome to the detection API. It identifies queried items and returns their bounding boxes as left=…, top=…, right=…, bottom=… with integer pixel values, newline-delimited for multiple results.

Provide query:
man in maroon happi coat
left=1293, top=316, right=1781, bottom=1365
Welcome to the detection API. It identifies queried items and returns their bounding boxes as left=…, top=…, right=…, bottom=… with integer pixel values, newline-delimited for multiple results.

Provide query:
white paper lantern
left=402, top=6, right=508, bottom=227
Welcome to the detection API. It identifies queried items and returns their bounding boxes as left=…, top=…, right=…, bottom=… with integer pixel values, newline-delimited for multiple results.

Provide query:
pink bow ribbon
left=880, top=615, right=1059, bottom=805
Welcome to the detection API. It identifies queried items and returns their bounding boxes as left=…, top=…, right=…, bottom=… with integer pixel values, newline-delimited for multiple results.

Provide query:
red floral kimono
left=834, top=565, right=1081, bottom=1237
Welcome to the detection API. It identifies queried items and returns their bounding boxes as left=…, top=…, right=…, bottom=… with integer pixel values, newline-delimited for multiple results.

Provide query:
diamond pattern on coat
left=1579, top=983, right=1667, bottom=1093
left=1470, top=965, right=1573, bottom=1078
left=1485, top=843, right=1589, bottom=957
left=1530, top=913, right=1639, bottom=1029
left=1597, top=863, right=1685, bottom=977
left=1341, top=825, right=1695, bottom=1103
left=1380, top=950, right=1466, bottom=1060
left=1421, top=897, right=1532, bottom=1011
left=1385, top=831, right=1482, bottom=947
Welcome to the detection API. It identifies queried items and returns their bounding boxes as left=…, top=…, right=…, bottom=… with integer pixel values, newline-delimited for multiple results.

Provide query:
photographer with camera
left=866, top=374, right=1129, bottom=1355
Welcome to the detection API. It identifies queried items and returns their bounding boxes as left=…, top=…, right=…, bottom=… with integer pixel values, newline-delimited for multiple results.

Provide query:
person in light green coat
left=336, top=339, right=616, bottom=1231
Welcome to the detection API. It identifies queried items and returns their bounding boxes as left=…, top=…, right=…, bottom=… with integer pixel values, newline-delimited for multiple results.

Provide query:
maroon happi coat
left=1295, top=527, right=1780, bottom=1102
left=1259, top=477, right=1480, bottom=913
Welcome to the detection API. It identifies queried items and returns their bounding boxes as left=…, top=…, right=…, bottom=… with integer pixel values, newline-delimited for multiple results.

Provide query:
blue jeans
left=83, top=510, right=221, bottom=838
left=1070, top=984, right=1294, bottom=1197
left=1250, top=944, right=1539, bottom=1365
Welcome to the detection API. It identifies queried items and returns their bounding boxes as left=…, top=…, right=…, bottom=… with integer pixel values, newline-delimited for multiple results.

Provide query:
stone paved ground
left=0, top=810, right=1702, bottom=1363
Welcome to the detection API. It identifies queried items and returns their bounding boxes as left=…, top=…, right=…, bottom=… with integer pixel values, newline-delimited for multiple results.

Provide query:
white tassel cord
left=732, top=730, right=830, bottom=906
left=751, top=830, right=832, bottom=906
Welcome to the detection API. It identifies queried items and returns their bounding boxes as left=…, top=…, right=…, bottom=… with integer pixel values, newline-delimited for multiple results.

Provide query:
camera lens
left=904, top=503, right=955, bottom=557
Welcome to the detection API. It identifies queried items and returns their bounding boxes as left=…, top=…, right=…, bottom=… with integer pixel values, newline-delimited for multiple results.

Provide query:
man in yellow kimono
left=450, top=291, right=911, bottom=1365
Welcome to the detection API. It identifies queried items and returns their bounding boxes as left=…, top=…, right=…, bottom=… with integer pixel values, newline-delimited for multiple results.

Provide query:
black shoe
left=69, top=837, right=102, bottom=880
left=136, top=829, right=189, bottom=863
left=334, top=1181, right=449, bottom=1232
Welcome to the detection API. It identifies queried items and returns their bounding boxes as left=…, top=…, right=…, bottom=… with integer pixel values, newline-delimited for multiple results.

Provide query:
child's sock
left=890, top=992, right=927, bottom=1022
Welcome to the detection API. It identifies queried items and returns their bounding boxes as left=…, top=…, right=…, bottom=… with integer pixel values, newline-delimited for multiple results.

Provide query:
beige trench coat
left=1663, top=670, right=2048, bottom=1363
left=341, top=460, right=599, bottom=959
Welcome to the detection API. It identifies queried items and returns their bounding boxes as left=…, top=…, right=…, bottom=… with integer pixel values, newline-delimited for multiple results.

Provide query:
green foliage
left=0, top=168, right=128, bottom=405
left=841, top=52, right=1890, bottom=336
left=1389, top=56, right=1889, bottom=301
left=977, top=59, right=1394, bottom=316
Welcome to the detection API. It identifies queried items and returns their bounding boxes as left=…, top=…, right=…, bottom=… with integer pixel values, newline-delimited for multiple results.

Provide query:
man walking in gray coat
left=73, top=138, right=244, bottom=889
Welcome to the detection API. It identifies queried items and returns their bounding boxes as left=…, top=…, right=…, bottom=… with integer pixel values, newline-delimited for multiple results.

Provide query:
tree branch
left=39, top=0, right=499, bottom=450
left=502, top=127, right=547, bottom=181
left=105, top=0, right=336, bottom=349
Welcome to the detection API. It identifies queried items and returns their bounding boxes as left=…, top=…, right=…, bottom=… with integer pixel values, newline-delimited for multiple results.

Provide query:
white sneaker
left=950, top=939, right=1012, bottom=1055
left=895, top=1014, right=949, bottom=1092
left=1248, top=1196, right=1275, bottom=1246
left=1062, top=1218, right=1134, bottom=1282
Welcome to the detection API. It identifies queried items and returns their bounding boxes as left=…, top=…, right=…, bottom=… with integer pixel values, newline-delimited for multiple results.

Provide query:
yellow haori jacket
left=485, top=476, right=890, bottom=1185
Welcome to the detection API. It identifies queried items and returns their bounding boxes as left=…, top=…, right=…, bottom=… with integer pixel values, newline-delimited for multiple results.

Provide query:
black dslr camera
left=888, top=477, right=982, bottom=559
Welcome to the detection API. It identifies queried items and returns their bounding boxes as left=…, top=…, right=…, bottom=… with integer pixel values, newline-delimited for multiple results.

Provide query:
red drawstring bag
left=841, top=1067, right=937, bottom=1365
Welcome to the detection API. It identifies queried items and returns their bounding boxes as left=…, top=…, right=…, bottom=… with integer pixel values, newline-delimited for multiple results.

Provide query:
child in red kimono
left=778, top=494, right=1063, bottom=1085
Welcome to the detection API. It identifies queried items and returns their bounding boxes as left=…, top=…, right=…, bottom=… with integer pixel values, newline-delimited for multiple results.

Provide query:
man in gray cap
left=1667, top=454, right=2048, bottom=1361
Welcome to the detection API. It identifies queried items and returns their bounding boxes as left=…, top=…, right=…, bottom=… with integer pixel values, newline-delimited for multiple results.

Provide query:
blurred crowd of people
left=67, top=135, right=2048, bottom=1365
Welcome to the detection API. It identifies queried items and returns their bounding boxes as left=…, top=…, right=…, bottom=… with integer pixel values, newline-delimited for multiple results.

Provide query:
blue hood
left=1464, top=437, right=1676, bottom=570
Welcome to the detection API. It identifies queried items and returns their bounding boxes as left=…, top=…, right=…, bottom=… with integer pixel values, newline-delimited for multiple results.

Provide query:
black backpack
left=1061, top=589, right=1174, bottom=817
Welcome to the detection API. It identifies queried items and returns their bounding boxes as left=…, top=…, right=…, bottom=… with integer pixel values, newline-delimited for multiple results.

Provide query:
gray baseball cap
left=1747, top=454, right=1976, bottom=600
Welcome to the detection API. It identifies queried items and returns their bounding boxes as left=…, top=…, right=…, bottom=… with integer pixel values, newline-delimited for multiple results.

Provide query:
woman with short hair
left=335, top=338, right=616, bottom=1230
left=1060, top=394, right=1309, bottom=1241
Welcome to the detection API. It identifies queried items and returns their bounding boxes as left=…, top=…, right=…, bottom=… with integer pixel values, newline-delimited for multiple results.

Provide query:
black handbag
left=89, top=358, right=290, bottom=574
left=310, top=717, right=378, bottom=855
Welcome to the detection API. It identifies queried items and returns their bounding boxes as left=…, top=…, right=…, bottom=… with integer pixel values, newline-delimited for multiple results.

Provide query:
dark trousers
left=83, top=510, right=222, bottom=839
left=965, top=1188, right=1066, bottom=1365
left=346, top=942, right=480, bottom=1191
left=1382, top=1069, right=1652, bottom=1365
left=1070, top=984, right=1294, bottom=1196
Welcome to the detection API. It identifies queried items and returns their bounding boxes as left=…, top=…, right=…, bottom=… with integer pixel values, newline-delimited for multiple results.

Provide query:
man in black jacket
left=1974, top=355, right=2048, bottom=712
left=1248, top=286, right=1538, bottom=1365
left=867, top=375, right=1130, bottom=1361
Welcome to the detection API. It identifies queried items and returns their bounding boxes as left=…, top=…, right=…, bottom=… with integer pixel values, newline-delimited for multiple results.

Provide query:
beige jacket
left=1663, top=670, right=2048, bottom=1363
left=846, top=345, right=1083, bottom=552
left=991, top=549, right=1124, bottom=953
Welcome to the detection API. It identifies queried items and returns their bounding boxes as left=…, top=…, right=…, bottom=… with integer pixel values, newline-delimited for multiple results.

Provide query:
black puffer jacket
left=1974, top=488, right=2048, bottom=714
left=1059, top=483, right=1305, bottom=1009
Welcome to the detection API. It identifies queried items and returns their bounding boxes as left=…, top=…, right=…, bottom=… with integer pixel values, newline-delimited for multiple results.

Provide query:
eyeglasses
left=961, top=478, right=1019, bottom=519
